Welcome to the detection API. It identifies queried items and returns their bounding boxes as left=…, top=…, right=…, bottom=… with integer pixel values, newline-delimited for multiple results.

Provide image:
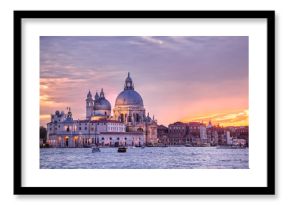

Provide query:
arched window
left=137, top=128, right=143, bottom=132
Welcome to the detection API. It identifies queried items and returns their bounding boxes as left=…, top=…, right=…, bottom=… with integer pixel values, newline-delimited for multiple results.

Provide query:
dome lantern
left=124, top=72, right=134, bottom=90
left=100, top=88, right=105, bottom=98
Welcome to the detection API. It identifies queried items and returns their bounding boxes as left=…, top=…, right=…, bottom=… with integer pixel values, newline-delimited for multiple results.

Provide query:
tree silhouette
left=40, top=126, right=47, bottom=143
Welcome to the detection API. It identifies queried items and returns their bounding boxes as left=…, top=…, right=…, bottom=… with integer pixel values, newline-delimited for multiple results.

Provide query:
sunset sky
left=40, top=36, right=248, bottom=127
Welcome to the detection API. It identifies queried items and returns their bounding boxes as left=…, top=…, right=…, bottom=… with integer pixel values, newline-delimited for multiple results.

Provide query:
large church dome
left=115, top=90, right=143, bottom=106
left=115, top=73, right=144, bottom=107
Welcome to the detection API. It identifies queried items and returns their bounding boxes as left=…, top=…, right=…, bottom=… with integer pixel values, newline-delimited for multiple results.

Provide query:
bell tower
left=86, top=90, right=93, bottom=119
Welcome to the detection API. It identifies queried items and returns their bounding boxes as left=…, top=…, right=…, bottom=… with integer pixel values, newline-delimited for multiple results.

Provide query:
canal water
left=40, top=147, right=248, bottom=169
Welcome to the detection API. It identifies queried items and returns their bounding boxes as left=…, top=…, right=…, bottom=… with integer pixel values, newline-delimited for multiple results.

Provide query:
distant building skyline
left=40, top=36, right=248, bottom=127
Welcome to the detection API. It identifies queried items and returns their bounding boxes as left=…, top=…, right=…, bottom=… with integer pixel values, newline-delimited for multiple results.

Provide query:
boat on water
left=91, top=145, right=101, bottom=153
left=117, top=147, right=127, bottom=153
left=200, top=143, right=211, bottom=147
left=92, top=147, right=101, bottom=153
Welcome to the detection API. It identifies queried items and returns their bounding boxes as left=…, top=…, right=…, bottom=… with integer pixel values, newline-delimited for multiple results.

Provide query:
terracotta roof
left=188, top=122, right=204, bottom=126
left=168, top=122, right=186, bottom=126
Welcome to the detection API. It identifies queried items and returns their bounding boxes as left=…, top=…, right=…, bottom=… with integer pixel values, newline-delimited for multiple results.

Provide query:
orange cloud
left=181, top=109, right=248, bottom=127
left=40, top=114, right=51, bottom=120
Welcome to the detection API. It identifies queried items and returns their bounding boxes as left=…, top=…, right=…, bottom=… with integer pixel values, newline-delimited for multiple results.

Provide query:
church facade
left=46, top=73, right=158, bottom=148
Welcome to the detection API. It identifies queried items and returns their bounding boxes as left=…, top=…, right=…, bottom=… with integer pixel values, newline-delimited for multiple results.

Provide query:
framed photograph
left=14, top=10, right=275, bottom=195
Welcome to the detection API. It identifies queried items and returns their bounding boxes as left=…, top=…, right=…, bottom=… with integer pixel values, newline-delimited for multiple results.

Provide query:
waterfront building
left=200, top=126, right=207, bottom=144
left=167, top=121, right=208, bottom=146
left=168, top=122, right=187, bottom=145
left=186, top=122, right=206, bottom=145
left=46, top=73, right=157, bottom=147
left=207, top=126, right=223, bottom=146
left=149, top=120, right=249, bottom=147
left=157, top=125, right=169, bottom=145
left=226, top=131, right=232, bottom=145
left=47, top=109, right=144, bottom=147
left=232, top=126, right=249, bottom=146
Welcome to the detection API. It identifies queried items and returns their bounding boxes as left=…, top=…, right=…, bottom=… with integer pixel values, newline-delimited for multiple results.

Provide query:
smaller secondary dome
left=94, top=88, right=111, bottom=111
left=95, top=98, right=111, bottom=110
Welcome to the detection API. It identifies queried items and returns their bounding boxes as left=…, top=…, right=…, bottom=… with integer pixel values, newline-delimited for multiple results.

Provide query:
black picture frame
left=14, top=10, right=275, bottom=195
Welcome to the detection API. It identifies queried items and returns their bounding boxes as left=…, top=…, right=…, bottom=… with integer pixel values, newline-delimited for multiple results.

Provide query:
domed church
left=114, top=73, right=157, bottom=144
left=85, top=72, right=158, bottom=145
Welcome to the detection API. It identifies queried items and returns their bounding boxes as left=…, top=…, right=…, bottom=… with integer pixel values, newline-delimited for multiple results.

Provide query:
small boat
left=200, top=143, right=211, bottom=147
left=117, top=147, right=127, bottom=153
left=92, top=147, right=101, bottom=153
